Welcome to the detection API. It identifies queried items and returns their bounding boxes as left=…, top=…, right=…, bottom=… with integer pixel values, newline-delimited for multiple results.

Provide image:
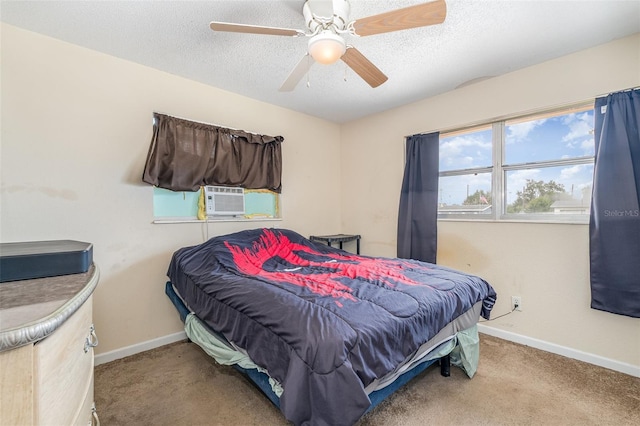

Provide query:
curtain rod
left=404, top=100, right=592, bottom=139
left=152, top=111, right=273, bottom=138
left=596, top=85, right=640, bottom=98
left=404, top=85, right=640, bottom=139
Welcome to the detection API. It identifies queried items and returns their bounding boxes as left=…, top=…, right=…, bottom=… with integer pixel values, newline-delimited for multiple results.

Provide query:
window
left=143, top=114, right=284, bottom=223
left=438, top=104, right=595, bottom=222
left=153, top=187, right=281, bottom=222
left=438, top=125, right=493, bottom=216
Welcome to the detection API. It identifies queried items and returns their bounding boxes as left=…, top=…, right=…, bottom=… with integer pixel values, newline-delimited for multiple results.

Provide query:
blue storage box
left=0, top=240, right=93, bottom=282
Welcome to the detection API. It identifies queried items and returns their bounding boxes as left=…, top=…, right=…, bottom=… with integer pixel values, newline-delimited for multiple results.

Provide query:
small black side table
left=310, top=234, right=361, bottom=254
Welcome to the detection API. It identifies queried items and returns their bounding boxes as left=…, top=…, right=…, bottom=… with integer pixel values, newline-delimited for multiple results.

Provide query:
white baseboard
left=95, top=331, right=187, bottom=366
left=95, top=327, right=639, bottom=378
left=477, top=324, right=640, bottom=378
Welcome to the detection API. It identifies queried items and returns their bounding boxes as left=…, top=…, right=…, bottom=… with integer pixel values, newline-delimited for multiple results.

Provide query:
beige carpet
left=95, top=335, right=640, bottom=425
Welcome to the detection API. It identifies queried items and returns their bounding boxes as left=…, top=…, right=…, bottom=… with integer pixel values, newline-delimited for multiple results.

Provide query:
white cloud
left=580, top=138, right=595, bottom=154
left=560, top=164, right=588, bottom=180
left=562, top=111, right=594, bottom=146
left=463, top=173, right=492, bottom=187
left=558, top=164, right=594, bottom=199
left=506, top=119, right=546, bottom=143
left=440, top=134, right=491, bottom=168
left=439, top=173, right=492, bottom=205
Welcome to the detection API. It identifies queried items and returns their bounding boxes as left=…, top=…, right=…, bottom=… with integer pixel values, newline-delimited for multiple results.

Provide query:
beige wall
left=340, top=33, right=640, bottom=368
left=0, top=24, right=342, bottom=353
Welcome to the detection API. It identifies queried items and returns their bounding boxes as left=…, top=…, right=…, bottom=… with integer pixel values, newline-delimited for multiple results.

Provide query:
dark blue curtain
left=590, top=89, right=640, bottom=318
left=397, top=132, right=439, bottom=263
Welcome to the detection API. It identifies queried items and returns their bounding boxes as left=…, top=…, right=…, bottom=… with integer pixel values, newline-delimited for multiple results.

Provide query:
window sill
left=153, top=217, right=282, bottom=224
left=438, top=217, right=588, bottom=225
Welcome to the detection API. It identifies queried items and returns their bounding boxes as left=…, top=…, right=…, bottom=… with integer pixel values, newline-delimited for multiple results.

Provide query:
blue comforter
left=168, top=228, right=496, bottom=425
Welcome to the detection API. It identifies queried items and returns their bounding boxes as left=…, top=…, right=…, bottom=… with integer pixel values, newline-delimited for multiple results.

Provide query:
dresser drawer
left=0, top=344, right=34, bottom=425
left=74, top=374, right=95, bottom=426
left=34, top=297, right=95, bottom=425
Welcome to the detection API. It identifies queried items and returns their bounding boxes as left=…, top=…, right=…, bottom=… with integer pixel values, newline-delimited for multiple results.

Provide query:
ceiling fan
left=209, top=0, right=447, bottom=91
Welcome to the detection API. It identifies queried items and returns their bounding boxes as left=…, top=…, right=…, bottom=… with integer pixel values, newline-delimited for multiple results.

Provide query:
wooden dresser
left=0, top=265, right=100, bottom=425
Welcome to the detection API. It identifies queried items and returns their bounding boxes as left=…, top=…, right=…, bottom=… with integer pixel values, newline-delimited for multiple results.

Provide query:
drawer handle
left=91, top=403, right=101, bottom=426
left=84, top=324, right=99, bottom=353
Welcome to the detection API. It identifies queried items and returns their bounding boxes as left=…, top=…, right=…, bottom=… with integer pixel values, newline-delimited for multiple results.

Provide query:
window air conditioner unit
left=204, top=186, right=245, bottom=216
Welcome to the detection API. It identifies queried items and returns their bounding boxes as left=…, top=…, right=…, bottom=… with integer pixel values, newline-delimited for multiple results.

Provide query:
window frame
left=437, top=103, right=595, bottom=223
left=152, top=186, right=283, bottom=224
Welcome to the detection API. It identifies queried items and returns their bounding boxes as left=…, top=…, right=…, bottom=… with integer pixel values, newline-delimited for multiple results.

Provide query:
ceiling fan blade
left=210, top=21, right=304, bottom=37
left=341, top=47, right=388, bottom=88
left=352, top=0, right=446, bottom=37
left=279, top=54, right=314, bottom=92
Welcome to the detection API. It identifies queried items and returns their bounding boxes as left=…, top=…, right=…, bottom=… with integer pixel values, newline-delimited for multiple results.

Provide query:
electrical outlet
left=511, top=296, right=522, bottom=311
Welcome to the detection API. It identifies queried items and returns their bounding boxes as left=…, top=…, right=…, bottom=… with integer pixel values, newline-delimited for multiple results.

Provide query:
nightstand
left=310, top=234, right=361, bottom=254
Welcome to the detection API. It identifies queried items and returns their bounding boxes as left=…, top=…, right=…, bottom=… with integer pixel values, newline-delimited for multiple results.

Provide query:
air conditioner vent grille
left=204, top=186, right=245, bottom=215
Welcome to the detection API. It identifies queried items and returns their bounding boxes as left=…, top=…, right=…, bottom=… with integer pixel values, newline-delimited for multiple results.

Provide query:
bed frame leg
left=440, top=354, right=451, bottom=377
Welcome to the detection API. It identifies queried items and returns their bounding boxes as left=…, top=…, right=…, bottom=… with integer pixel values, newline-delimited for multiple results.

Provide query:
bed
left=165, top=228, right=496, bottom=425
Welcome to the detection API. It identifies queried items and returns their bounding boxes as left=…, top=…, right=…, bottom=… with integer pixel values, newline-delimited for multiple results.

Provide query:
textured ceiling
left=1, top=0, right=639, bottom=123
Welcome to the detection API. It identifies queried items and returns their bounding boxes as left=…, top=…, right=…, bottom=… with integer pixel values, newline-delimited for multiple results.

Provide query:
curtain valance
left=142, top=113, right=283, bottom=192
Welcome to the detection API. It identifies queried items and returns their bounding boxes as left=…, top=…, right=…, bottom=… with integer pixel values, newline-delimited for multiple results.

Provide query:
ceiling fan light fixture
left=308, top=31, right=346, bottom=65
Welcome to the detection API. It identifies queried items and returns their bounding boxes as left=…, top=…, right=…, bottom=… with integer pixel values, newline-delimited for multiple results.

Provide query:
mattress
left=166, top=281, right=482, bottom=419
left=168, top=281, right=482, bottom=395
left=167, top=228, right=496, bottom=425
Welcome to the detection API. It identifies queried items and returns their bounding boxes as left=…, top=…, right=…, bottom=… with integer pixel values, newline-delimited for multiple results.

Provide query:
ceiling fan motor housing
left=303, top=0, right=351, bottom=33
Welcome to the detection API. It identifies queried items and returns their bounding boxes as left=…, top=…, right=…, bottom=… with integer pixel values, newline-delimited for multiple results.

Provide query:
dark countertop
left=0, top=264, right=99, bottom=351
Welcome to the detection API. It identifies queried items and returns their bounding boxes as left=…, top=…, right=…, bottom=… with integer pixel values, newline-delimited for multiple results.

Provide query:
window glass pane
left=438, top=173, right=492, bottom=214
left=245, top=189, right=280, bottom=218
left=505, top=164, right=594, bottom=215
left=439, top=127, right=492, bottom=172
left=505, top=109, right=594, bottom=164
left=153, top=187, right=199, bottom=218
